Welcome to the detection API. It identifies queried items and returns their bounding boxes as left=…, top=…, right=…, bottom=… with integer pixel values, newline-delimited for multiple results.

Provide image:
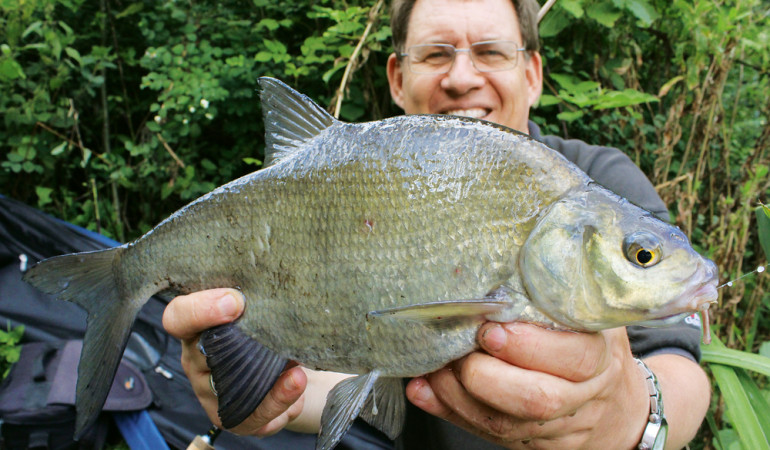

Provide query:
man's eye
left=421, top=49, right=451, bottom=63
left=478, top=49, right=502, bottom=56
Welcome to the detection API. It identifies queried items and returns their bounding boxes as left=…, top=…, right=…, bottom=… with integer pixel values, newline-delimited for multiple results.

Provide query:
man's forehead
left=405, top=0, right=522, bottom=45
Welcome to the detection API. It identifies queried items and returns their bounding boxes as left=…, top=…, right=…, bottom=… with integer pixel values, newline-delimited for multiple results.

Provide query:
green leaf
left=539, top=9, right=571, bottom=38
left=560, top=0, right=585, bottom=18
left=243, top=157, right=262, bottom=167
left=706, top=338, right=770, bottom=448
left=0, top=58, right=26, bottom=82
left=586, top=1, right=623, bottom=27
left=702, top=343, right=770, bottom=377
left=593, top=89, right=658, bottom=109
left=254, top=51, right=272, bottom=62
left=65, top=47, right=82, bottom=65
left=557, top=110, right=584, bottom=122
left=761, top=342, right=770, bottom=359
left=116, top=3, right=144, bottom=19
left=258, top=18, right=280, bottom=31
left=36, top=186, right=53, bottom=206
left=757, top=205, right=770, bottom=262
left=624, top=0, right=660, bottom=27
left=22, top=21, right=43, bottom=39
left=735, top=369, right=770, bottom=433
left=6, top=152, right=24, bottom=163
left=537, top=94, right=561, bottom=107
left=263, top=39, right=287, bottom=55
left=51, top=141, right=67, bottom=156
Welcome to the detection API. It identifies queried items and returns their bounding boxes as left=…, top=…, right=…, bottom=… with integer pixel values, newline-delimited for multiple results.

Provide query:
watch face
left=653, top=425, right=668, bottom=450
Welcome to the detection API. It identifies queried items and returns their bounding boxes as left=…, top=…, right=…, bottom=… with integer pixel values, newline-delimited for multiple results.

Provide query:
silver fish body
left=23, top=78, right=718, bottom=449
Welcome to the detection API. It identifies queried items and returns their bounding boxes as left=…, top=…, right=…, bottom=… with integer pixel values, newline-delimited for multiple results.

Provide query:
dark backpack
left=0, top=340, right=151, bottom=449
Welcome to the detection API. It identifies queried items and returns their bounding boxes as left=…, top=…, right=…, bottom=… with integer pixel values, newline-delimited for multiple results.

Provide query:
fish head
left=519, top=186, right=718, bottom=331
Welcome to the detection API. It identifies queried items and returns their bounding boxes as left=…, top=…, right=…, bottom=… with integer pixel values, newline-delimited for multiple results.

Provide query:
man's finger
left=163, top=288, right=245, bottom=340
left=450, top=352, right=602, bottom=422
left=231, top=366, right=308, bottom=435
left=478, top=322, right=612, bottom=382
left=405, top=372, right=474, bottom=429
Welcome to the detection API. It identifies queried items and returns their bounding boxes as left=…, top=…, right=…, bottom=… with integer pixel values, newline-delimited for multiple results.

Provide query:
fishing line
left=695, top=265, right=764, bottom=345
left=717, top=265, right=766, bottom=289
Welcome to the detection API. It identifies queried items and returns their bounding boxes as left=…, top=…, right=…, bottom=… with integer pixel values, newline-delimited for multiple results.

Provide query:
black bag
left=0, top=340, right=152, bottom=449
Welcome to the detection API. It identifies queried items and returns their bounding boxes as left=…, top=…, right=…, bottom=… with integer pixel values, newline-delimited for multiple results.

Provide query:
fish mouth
left=666, top=280, right=718, bottom=317
left=636, top=279, right=718, bottom=338
left=441, top=108, right=491, bottom=120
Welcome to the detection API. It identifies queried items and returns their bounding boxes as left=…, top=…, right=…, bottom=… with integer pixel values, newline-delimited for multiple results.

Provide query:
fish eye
left=623, top=233, right=662, bottom=268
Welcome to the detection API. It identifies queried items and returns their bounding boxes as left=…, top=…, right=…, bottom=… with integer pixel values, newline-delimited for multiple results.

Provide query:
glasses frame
left=399, top=40, right=527, bottom=75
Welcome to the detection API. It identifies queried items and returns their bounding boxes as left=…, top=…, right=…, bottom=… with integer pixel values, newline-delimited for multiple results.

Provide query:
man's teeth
left=444, top=109, right=487, bottom=119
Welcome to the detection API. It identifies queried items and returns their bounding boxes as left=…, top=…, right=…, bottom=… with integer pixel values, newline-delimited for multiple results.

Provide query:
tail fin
left=23, top=246, right=145, bottom=437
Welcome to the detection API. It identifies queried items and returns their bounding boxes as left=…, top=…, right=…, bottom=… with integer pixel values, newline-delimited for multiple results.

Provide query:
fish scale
left=22, top=78, right=719, bottom=449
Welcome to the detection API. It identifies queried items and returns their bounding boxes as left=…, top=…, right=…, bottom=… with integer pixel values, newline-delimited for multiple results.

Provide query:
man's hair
left=390, top=0, right=540, bottom=53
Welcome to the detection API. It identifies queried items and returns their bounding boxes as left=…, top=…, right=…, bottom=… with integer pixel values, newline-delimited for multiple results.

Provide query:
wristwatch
left=635, top=358, right=668, bottom=450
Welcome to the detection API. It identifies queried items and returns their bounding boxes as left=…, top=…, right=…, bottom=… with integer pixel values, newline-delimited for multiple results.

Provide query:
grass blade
left=735, top=369, right=770, bottom=433
left=709, top=363, right=769, bottom=449
left=701, top=346, right=770, bottom=377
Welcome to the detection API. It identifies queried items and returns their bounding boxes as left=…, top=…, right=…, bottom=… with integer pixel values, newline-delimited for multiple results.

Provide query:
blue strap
left=112, top=411, right=170, bottom=450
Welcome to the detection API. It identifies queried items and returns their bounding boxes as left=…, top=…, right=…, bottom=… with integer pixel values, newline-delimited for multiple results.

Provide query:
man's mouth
left=442, top=108, right=490, bottom=119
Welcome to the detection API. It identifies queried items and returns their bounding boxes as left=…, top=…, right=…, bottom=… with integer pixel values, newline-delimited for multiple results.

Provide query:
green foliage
left=0, top=324, right=24, bottom=379
left=1, top=0, right=769, bottom=446
left=0, top=0, right=393, bottom=240
left=702, top=336, right=770, bottom=448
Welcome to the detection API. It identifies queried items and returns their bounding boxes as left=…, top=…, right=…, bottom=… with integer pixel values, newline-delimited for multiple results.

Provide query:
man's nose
left=441, top=51, right=485, bottom=93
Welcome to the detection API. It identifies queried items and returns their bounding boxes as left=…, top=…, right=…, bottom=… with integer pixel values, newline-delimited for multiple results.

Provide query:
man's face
left=387, top=0, right=543, bottom=133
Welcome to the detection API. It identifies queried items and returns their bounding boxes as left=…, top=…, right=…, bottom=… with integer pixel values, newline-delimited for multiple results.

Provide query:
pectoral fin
left=317, top=371, right=380, bottom=450
left=359, top=377, right=406, bottom=440
left=199, top=322, right=288, bottom=429
left=366, top=299, right=509, bottom=325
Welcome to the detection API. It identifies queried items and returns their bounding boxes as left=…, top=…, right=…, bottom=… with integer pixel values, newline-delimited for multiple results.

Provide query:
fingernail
left=480, top=324, right=506, bottom=352
left=413, top=379, right=433, bottom=403
left=218, top=293, right=240, bottom=318
left=283, top=371, right=298, bottom=391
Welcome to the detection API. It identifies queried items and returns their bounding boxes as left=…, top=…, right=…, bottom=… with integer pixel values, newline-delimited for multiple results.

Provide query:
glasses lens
left=471, top=41, right=520, bottom=72
left=406, top=44, right=455, bottom=74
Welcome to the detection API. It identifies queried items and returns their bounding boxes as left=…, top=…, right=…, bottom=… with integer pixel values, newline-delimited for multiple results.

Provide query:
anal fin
left=359, top=377, right=405, bottom=440
left=318, top=370, right=380, bottom=450
left=199, top=323, right=288, bottom=429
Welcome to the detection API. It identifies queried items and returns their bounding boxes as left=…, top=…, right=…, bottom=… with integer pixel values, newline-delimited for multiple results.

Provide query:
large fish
left=24, top=78, right=718, bottom=449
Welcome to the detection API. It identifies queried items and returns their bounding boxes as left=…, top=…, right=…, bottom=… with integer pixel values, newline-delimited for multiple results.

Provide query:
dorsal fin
left=258, top=77, right=337, bottom=167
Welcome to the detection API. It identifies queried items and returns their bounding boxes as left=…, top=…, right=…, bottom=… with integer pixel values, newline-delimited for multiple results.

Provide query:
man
left=162, top=0, right=711, bottom=447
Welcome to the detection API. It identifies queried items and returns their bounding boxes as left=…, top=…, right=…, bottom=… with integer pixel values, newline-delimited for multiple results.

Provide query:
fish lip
left=643, top=279, right=718, bottom=326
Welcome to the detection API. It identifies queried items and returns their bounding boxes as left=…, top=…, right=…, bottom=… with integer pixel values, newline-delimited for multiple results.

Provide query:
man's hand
left=162, top=288, right=307, bottom=436
left=405, top=323, right=708, bottom=449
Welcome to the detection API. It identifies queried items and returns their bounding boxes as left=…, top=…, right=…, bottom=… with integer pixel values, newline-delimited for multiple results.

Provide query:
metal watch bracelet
left=634, top=358, right=668, bottom=450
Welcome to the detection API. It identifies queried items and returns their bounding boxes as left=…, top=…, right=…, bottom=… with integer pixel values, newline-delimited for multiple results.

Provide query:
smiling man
left=163, top=0, right=711, bottom=448
left=387, top=0, right=541, bottom=132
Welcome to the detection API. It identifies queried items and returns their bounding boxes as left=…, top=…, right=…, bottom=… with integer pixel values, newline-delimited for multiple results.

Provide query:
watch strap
left=635, top=358, right=667, bottom=450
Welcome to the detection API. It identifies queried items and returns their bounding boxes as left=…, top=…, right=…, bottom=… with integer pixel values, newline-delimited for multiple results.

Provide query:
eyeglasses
left=399, top=40, right=526, bottom=74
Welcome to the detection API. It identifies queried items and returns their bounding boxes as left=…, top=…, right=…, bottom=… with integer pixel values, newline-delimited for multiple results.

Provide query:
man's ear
left=524, top=51, right=543, bottom=108
left=387, top=53, right=406, bottom=110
